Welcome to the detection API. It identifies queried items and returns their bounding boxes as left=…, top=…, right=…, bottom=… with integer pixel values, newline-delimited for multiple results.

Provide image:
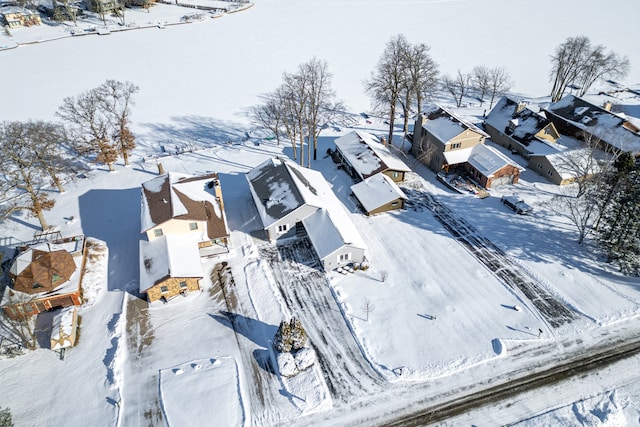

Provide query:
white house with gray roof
left=246, top=157, right=367, bottom=270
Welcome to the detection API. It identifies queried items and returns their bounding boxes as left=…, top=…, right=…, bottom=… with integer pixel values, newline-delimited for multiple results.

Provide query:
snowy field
left=1, top=0, right=640, bottom=426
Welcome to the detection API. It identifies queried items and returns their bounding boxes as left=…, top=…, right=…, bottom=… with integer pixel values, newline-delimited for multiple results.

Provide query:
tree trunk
left=108, top=162, right=115, bottom=172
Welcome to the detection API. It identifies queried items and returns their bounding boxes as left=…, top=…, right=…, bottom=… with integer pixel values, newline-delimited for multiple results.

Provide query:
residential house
left=0, top=6, right=41, bottom=28
left=246, top=157, right=367, bottom=271
left=333, top=130, right=411, bottom=182
left=483, top=96, right=561, bottom=158
left=85, top=0, right=120, bottom=14
left=465, top=144, right=523, bottom=188
left=139, top=234, right=203, bottom=303
left=411, top=106, right=489, bottom=173
left=543, top=94, right=640, bottom=157
left=141, top=172, right=230, bottom=256
left=412, top=106, right=521, bottom=188
left=528, top=148, right=597, bottom=186
left=3, top=237, right=86, bottom=319
left=351, top=173, right=408, bottom=215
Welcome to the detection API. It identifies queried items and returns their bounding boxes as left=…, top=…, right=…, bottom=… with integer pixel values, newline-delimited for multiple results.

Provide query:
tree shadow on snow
left=210, top=311, right=278, bottom=374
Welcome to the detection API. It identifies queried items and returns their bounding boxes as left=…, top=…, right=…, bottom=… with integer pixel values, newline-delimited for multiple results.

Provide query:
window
left=154, top=229, right=164, bottom=237
left=392, top=171, right=400, bottom=178
left=179, top=281, right=188, bottom=289
left=277, top=224, right=288, bottom=233
left=189, top=222, right=198, bottom=231
left=547, top=170, right=553, bottom=176
left=450, top=143, right=461, bottom=149
left=339, top=253, right=351, bottom=263
left=160, top=286, right=169, bottom=294
left=391, top=202, right=399, bottom=207
left=536, top=163, right=542, bottom=169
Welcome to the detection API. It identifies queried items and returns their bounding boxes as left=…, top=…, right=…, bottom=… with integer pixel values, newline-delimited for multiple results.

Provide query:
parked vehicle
left=501, top=195, right=532, bottom=215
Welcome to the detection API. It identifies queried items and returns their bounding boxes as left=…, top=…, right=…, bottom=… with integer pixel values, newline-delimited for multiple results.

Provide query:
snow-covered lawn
left=2, top=0, right=640, bottom=426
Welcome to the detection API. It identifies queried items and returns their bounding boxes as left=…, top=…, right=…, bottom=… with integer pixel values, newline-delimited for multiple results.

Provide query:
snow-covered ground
left=1, top=1, right=640, bottom=426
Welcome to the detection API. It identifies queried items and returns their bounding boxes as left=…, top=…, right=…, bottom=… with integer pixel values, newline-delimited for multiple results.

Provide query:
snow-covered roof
left=467, top=144, right=523, bottom=178
left=50, top=307, right=77, bottom=350
left=422, top=105, right=489, bottom=144
left=303, top=206, right=367, bottom=261
left=531, top=148, right=598, bottom=180
left=485, top=96, right=555, bottom=146
left=443, top=146, right=473, bottom=165
left=246, top=157, right=325, bottom=227
left=247, top=156, right=367, bottom=259
left=334, top=130, right=410, bottom=180
left=351, top=173, right=407, bottom=214
left=140, top=172, right=228, bottom=239
left=139, top=234, right=203, bottom=293
left=545, top=94, right=640, bottom=155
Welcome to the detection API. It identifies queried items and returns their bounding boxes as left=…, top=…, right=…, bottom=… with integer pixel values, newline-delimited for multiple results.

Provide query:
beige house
left=351, top=173, right=408, bottom=215
left=484, top=97, right=561, bottom=158
left=0, top=6, right=41, bottom=28
left=141, top=172, right=229, bottom=255
left=412, top=106, right=489, bottom=173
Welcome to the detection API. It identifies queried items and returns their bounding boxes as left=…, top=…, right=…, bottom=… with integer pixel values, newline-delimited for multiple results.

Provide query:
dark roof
left=141, top=172, right=229, bottom=240
left=246, top=158, right=306, bottom=220
left=485, top=97, right=554, bottom=146
left=545, top=94, right=625, bottom=129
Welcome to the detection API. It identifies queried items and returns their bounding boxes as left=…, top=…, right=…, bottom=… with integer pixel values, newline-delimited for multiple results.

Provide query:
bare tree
left=548, top=134, right=618, bottom=244
left=549, top=36, right=629, bottom=101
left=57, top=87, right=116, bottom=171
left=487, top=66, right=512, bottom=109
left=299, top=58, right=343, bottom=162
left=406, top=42, right=439, bottom=117
left=575, top=46, right=629, bottom=97
left=96, top=79, right=139, bottom=166
left=0, top=305, right=38, bottom=351
left=472, top=65, right=491, bottom=106
left=249, top=95, right=285, bottom=146
left=365, top=34, right=411, bottom=147
left=0, top=121, right=60, bottom=230
left=443, top=70, right=471, bottom=107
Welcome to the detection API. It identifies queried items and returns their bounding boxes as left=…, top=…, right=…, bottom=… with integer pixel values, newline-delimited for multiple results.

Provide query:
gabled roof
left=545, top=94, right=640, bottom=155
left=530, top=148, right=598, bottom=180
left=334, top=130, right=410, bottom=180
left=140, top=172, right=229, bottom=240
left=350, top=173, right=407, bottom=214
left=246, top=157, right=324, bottom=227
left=139, top=234, right=203, bottom=293
left=247, top=156, right=367, bottom=259
left=422, top=105, right=489, bottom=143
left=485, top=97, right=555, bottom=146
left=467, top=144, right=523, bottom=178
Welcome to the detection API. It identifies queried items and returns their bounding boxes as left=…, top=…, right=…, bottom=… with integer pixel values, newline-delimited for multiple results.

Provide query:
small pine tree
left=289, top=317, right=307, bottom=350
left=273, top=320, right=292, bottom=353
left=0, top=407, right=14, bottom=427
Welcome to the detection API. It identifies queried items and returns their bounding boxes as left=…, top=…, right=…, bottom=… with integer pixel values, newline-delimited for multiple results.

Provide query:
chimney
left=516, top=101, right=527, bottom=113
left=603, top=101, right=613, bottom=111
